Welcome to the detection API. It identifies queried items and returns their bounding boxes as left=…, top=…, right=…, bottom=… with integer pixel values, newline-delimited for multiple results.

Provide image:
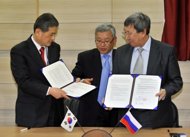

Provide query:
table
left=0, top=126, right=189, bottom=137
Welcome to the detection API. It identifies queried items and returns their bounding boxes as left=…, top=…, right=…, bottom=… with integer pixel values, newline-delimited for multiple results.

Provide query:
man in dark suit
left=10, top=13, right=69, bottom=127
left=72, top=23, right=118, bottom=127
left=113, top=12, right=183, bottom=128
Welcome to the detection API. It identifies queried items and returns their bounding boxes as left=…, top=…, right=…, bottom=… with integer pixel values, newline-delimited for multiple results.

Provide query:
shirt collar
left=100, top=50, right=113, bottom=58
left=31, top=35, right=45, bottom=51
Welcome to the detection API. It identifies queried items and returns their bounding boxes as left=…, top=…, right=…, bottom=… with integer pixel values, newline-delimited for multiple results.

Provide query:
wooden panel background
left=0, top=0, right=189, bottom=127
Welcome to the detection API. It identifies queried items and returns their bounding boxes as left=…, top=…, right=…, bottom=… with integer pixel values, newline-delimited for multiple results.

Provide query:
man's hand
left=156, top=88, right=166, bottom=101
left=76, top=77, right=93, bottom=84
left=104, top=107, right=113, bottom=111
left=49, top=87, right=70, bottom=100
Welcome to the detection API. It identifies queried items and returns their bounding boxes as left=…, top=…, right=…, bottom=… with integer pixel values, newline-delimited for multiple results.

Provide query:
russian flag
left=120, top=110, right=142, bottom=134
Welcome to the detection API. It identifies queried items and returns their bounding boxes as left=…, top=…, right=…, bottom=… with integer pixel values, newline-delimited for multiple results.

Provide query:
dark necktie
left=40, top=47, right=46, bottom=65
left=97, top=54, right=110, bottom=106
left=133, top=48, right=144, bottom=74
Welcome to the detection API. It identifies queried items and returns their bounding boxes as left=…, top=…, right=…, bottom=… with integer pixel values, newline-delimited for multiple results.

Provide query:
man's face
left=35, top=26, right=58, bottom=47
left=123, top=25, right=145, bottom=47
left=95, top=31, right=116, bottom=54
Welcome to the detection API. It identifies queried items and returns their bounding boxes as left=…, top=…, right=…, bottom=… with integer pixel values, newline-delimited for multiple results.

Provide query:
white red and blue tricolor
left=120, top=110, right=142, bottom=134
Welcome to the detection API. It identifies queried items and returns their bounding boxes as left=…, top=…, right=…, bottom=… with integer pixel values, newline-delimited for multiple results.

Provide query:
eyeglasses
left=122, top=31, right=134, bottom=36
left=95, top=37, right=114, bottom=46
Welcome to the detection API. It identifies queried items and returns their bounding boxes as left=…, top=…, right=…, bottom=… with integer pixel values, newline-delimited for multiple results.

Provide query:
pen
left=20, top=127, right=31, bottom=132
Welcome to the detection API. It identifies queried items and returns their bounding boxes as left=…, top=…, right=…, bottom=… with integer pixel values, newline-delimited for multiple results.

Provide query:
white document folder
left=42, top=60, right=96, bottom=98
left=104, top=74, right=161, bottom=110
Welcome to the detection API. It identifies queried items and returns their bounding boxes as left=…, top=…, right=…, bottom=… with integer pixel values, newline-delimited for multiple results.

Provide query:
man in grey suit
left=72, top=23, right=118, bottom=127
left=113, top=12, right=183, bottom=128
left=10, top=13, right=69, bottom=127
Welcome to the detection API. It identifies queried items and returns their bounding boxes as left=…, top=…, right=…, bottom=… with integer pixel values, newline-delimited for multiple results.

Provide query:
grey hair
left=124, top=12, right=151, bottom=35
left=95, top=23, right=116, bottom=37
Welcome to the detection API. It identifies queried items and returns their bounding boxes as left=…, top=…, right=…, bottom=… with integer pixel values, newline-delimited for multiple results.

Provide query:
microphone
left=76, top=114, right=114, bottom=137
left=82, top=129, right=112, bottom=137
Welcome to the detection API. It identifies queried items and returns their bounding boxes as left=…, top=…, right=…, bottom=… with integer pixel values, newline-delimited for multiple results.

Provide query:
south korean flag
left=61, top=106, right=78, bottom=132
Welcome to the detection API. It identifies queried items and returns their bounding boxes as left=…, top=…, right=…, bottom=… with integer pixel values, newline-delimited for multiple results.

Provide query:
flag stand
left=108, top=120, right=121, bottom=135
left=76, top=121, right=85, bottom=134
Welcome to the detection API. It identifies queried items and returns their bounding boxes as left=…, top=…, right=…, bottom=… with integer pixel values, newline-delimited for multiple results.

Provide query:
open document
left=104, top=75, right=161, bottom=110
left=42, top=60, right=96, bottom=98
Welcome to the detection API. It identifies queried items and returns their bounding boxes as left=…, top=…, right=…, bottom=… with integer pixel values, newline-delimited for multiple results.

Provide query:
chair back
left=171, top=101, right=181, bottom=127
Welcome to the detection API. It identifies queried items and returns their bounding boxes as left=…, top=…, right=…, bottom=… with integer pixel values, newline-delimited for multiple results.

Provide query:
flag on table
left=61, top=107, right=78, bottom=132
left=120, top=110, right=142, bottom=134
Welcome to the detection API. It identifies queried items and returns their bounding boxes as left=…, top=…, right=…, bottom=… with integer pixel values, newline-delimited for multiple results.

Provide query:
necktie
left=97, top=54, right=110, bottom=106
left=40, top=47, right=46, bottom=65
left=133, top=48, right=144, bottom=74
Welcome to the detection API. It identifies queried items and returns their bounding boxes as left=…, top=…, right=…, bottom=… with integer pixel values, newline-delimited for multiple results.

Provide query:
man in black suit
left=72, top=23, right=118, bottom=127
left=113, top=12, right=183, bottom=128
left=10, top=13, right=69, bottom=127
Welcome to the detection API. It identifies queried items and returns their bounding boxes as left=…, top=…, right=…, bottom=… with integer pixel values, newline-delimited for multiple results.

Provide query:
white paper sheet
left=42, top=61, right=73, bottom=88
left=104, top=75, right=133, bottom=108
left=104, top=74, right=161, bottom=110
left=62, top=82, right=96, bottom=98
left=131, top=75, right=160, bottom=109
left=42, top=60, right=96, bottom=97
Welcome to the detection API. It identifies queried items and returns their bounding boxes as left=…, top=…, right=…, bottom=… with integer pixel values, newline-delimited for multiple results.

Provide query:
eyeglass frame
left=95, top=37, right=115, bottom=46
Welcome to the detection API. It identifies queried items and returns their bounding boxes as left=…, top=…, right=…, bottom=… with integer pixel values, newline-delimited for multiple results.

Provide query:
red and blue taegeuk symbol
left=67, top=117, right=72, bottom=124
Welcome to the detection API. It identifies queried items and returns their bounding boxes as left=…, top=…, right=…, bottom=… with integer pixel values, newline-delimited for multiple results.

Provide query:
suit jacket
left=10, top=36, right=64, bottom=127
left=113, top=38, right=183, bottom=128
left=72, top=48, right=118, bottom=127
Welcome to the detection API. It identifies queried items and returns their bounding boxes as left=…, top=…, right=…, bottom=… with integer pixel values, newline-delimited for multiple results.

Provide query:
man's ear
left=35, top=28, right=42, bottom=36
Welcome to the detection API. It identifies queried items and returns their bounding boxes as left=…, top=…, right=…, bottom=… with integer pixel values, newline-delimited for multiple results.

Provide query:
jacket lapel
left=27, top=37, right=46, bottom=67
left=93, top=49, right=102, bottom=75
left=147, top=39, right=161, bottom=74
left=47, top=46, right=53, bottom=65
left=127, top=47, right=134, bottom=73
left=122, top=45, right=133, bottom=74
